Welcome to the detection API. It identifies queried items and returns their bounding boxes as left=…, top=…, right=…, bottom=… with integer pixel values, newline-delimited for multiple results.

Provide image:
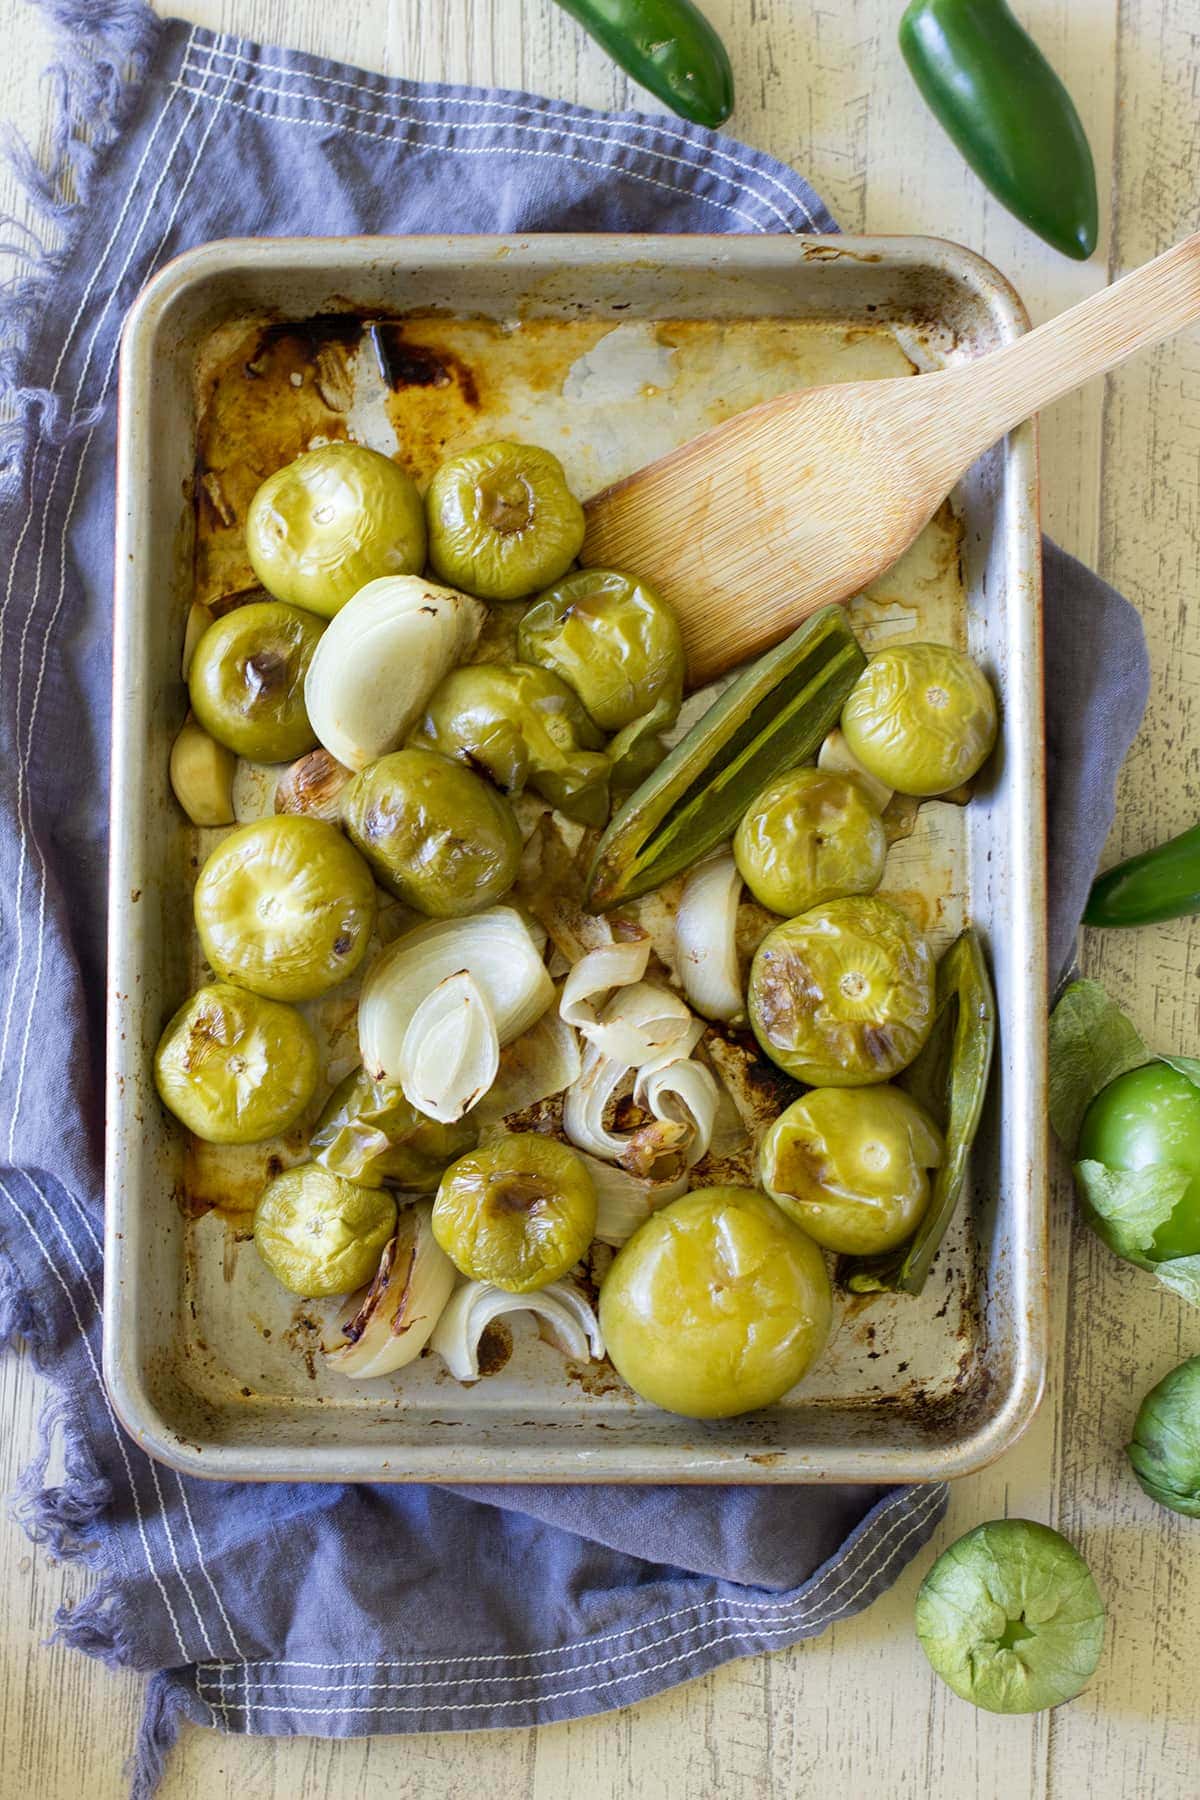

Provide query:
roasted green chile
left=587, top=605, right=866, bottom=910
left=553, top=0, right=734, bottom=129
left=899, top=0, right=1098, bottom=260
left=843, top=927, right=995, bottom=1295
left=1084, top=822, right=1200, bottom=928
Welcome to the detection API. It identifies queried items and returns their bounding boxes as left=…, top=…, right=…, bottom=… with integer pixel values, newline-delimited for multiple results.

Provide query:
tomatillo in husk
left=1127, top=1356, right=1200, bottom=1517
left=1076, top=1061, right=1200, bottom=1264
left=916, top=1519, right=1105, bottom=1712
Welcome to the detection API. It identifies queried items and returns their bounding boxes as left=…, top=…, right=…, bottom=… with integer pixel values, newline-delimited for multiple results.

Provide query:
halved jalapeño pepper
left=843, top=927, right=995, bottom=1295
left=585, top=605, right=866, bottom=911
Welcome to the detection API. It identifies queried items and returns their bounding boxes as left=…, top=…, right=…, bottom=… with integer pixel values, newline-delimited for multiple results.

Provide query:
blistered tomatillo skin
left=342, top=746, right=522, bottom=917
left=916, top=1519, right=1105, bottom=1714
left=153, top=981, right=319, bottom=1145
left=517, top=568, right=685, bottom=733
left=194, top=815, right=376, bottom=1002
left=432, top=1135, right=597, bottom=1294
left=253, top=1163, right=397, bottom=1297
left=188, top=599, right=324, bottom=762
left=841, top=642, right=998, bottom=797
left=409, top=661, right=610, bottom=827
left=749, top=896, right=935, bottom=1087
left=760, top=1084, right=944, bottom=1255
left=599, top=1187, right=832, bottom=1420
left=245, top=443, right=426, bottom=619
left=311, top=1065, right=478, bottom=1190
left=1077, top=1062, right=1200, bottom=1262
left=425, top=441, right=585, bottom=602
left=733, top=766, right=886, bottom=917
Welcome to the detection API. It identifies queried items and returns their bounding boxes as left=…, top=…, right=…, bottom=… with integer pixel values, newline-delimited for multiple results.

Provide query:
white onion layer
left=564, top=993, right=712, bottom=1173
left=674, top=855, right=744, bottom=1023
left=818, top=727, right=894, bottom=811
left=560, top=933, right=651, bottom=1045
left=579, top=1152, right=688, bottom=1247
left=577, top=979, right=700, bottom=1071
left=430, top=1280, right=604, bottom=1381
left=359, top=907, right=554, bottom=1097
left=473, top=1007, right=582, bottom=1132
left=636, top=1056, right=719, bottom=1168
left=325, top=1202, right=456, bottom=1379
left=305, top=574, right=485, bottom=771
left=397, top=971, right=499, bottom=1123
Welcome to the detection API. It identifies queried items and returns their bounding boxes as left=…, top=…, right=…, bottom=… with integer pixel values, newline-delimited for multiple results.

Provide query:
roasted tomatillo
left=342, top=746, right=522, bottom=916
left=734, top=765, right=886, bottom=917
left=154, top=981, right=319, bottom=1145
left=194, top=815, right=376, bottom=1001
left=599, top=1186, right=832, bottom=1419
left=311, top=1066, right=478, bottom=1190
left=841, top=642, right=997, bottom=797
left=749, top=897, right=935, bottom=1086
left=425, top=441, right=585, bottom=601
left=253, top=1164, right=397, bottom=1297
left=246, top=442, right=426, bottom=617
left=410, top=661, right=610, bottom=827
left=518, top=567, right=684, bottom=733
left=188, top=599, right=323, bottom=762
left=432, top=1135, right=597, bottom=1293
left=760, top=1085, right=944, bottom=1255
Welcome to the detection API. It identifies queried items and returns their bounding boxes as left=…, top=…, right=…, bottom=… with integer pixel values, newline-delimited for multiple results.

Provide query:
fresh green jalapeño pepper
left=843, top=928, right=996, bottom=1296
left=554, top=0, right=734, bottom=129
left=1085, top=823, right=1200, bottom=928
left=899, top=0, right=1098, bottom=260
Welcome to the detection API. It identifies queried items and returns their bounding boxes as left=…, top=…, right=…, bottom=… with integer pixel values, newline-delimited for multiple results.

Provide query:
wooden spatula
left=582, top=234, right=1200, bottom=687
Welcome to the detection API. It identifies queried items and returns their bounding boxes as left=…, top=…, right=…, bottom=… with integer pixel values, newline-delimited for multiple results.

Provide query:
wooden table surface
left=1, top=1, right=1197, bottom=1795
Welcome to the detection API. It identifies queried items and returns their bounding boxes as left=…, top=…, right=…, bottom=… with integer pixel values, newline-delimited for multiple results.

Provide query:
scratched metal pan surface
left=105, top=234, right=1047, bottom=1484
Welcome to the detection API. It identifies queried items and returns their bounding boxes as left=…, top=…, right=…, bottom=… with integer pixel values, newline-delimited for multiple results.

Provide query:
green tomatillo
left=916, top=1519, right=1105, bottom=1712
left=1126, top=1356, right=1200, bottom=1518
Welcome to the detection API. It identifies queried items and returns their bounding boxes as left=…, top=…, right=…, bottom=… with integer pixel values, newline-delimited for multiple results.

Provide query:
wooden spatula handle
left=940, top=233, right=1200, bottom=468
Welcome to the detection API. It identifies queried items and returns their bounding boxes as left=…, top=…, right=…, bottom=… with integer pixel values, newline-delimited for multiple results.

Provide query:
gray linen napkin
left=0, top=5, right=1148, bottom=1794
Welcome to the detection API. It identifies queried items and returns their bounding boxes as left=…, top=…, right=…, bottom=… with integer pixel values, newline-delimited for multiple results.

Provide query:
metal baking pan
left=105, top=234, right=1046, bottom=1484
